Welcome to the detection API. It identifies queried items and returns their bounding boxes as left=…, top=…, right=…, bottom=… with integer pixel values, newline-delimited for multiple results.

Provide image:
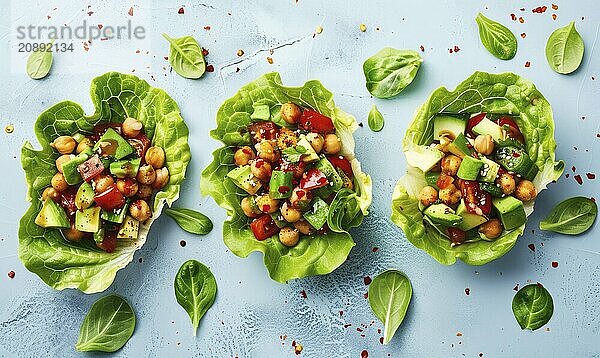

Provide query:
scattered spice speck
left=237, top=49, right=245, bottom=57
left=552, top=14, right=557, bottom=20
left=510, top=13, right=517, bottom=21
left=586, top=173, right=595, bottom=180
left=178, top=7, right=185, bottom=14
left=465, top=288, right=470, bottom=296
left=8, top=271, right=15, bottom=279
left=456, top=332, right=462, bottom=337
left=363, top=292, right=368, bottom=299
left=528, top=243, right=536, bottom=252
left=361, top=350, right=369, bottom=358
left=372, top=247, right=379, bottom=252
left=267, top=57, right=274, bottom=64
left=5, top=124, right=14, bottom=134
left=419, top=45, right=425, bottom=52
left=532, top=6, right=548, bottom=13
left=551, top=261, right=559, bottom=268
left=363, top=276, right=372, bottom=285
left=179, top=240, right=186, bottom=247
left=315, top=25, right=323, bottom=34
left=294, top=343, right=303, bottom=355
left=525, top=61, right=531, bottom=68
left=519, top=17, right=525, bottom=23
left=202, top=47, right=209, bottom=56
left=513, top=284, right=519, bottom=291
left=359, top=24, right=367, bottom=32
left=203, top=25, right=211, bottom=30
left=206, top=64, right=214, bottom=72
left=552, top=4, right=558, bottom=10
left=128, top=7, right=134, bottom=16
left=574, top=174, right=583, bottom=185
left=300, top=290, right=307, bottom=299
left=521, top=33, right=526, bottom=38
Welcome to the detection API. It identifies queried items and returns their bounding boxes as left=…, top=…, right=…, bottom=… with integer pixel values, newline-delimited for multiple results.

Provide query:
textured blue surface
left=1, top=1, right=600, bottom=357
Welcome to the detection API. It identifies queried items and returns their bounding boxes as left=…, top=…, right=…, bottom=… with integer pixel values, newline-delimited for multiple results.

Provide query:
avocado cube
left=433, top=114, right=467, bottom=141
left=250, top=104, right=271, bottom=121
left=35, top=199, right=70, bottom=229
left=303, top=197, right=330, bottom=230
left=472, top=117, right=503, bottom=142
left=92, top=128, right=134, bottom=160
left=62, top=152, right=90, bottom=185
left=456, top=200, right=488, bottom=231
left=296, top=136, right=319, bottom=163
left=423, top=203, right=463, bottom=227
left=447, top=133, right=475, bottom=159
left=75, top=207, right=102, bottom=233
left=457, top=155, right=484, bottom=181
left=75, top=182, right=95, bottom=210
left=269, top=170, right=294, bottom=199
left=110, top=157, right=141, bottom=178
left=478, top=157, right=500, bottom=183
left=93, top=228, right=105, bottom=244
left=405, top=145, right=444, bottom=173
left=269, top=213, right=288, bottom=228
left=315, top=157, right=343, bottom=191
left=492, top=196, right=526, bottom=230
left=101, top=200, right=130, bottom=224
left=118, top=216, right=140, bottom=239
left=227, top=165, right=262, bottom=195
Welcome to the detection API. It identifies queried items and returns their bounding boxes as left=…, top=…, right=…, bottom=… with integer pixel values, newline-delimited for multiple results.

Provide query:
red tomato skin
left=299, top=169, right=329, bottom=190
left=94, top=185, right=126, bottom=211
left=465, top=113, right=487, bottom=138
left=299, top=109, right=335, bottom=134
left=250, top=215, right=280, bottom=241
left=58, top=186, right=79, bottom=217
left=128, top=133, right=151, bottom=160
left=496, top=116, right=525, bottom=143
left=326, top=155, right=353, bottom=178
left=248, top=122, right=279, bottom=143
left=436, top=173, right=454, bottom=190
left=78, top=155, right=105, bottom=182
left=460, top=180, right=492, bottom=216
left=97, top=231, right=117, bottom=253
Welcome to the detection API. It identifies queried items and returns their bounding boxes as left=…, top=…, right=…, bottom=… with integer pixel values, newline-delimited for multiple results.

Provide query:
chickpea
left=496, top=173, right=516, bottom=195
left=306, top=133, right=324, bottom=153
left=116, top=178, right=139, bottom=197
left=256, top=141, right=278, bottom=162
left=441, top=154, right=462, bottom=176
left=290, top=187, right=312, bottom=209
left=130, top=199, right=152, bottom=222
left=51, top=136, right=76, bottom=154
left=241, top=197, right=259, bottom=218
left=137, top=184, right=153, bottom=199
left=281, top=201, right=302, bottom=223
left=473, top=134, right=494, bottom=156
left=145, top=146, right=165, bottom=169
left=250, top=159, right=272, bottom=181
left=42, top=187, right=59, bottom=201
left=94, top=174, right=114, bottom=194
left=514, top=179, right=537, bottom=202
left=234, top=146, right=255, bottom=166
left=439, top=183, right=461, bottom=206
left=152, top=167, right=170, bottom=190
left=280, top=102, right=302, bottom=124
left=294, top=220, right=314, bottom=235
left=51, top=172, right=68, bottom=192
left=479, top=218, right=503, bottom=239
left=63, top=225, right=85, bottom=242
left=55, top=154, right=74, bottom=173
left=323, top=133, right=341, bottom=155
left=419, top=186, right=438, bottom=207
left=76, top=138, right=93, bottom=154
left=255, top=194, right=280, bottom=214
left=122, top=117, right=143, bottom=138
left=137, top=164, right=156, bottom=185
left=437, top=134, right=452, bottom=153
left=279, top=227, right=300, bottom=247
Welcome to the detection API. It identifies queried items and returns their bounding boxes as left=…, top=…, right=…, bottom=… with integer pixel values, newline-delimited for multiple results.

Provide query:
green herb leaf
left=368, top=270, right=412, bottom=344
left=512, top=283, right=554, bottom=331
left=281, top=145, right=307, bottom=162
left=75, top=295, right=135, bottom=352
left=363, top=48, right=422, bottom=99
left=174, top=260, right=217, bottom=336
left=368, top=105, right=384, bottom=132
left=26, top=44, right=53, bottom=79
left=475, top=13, right=518, bottom=60
left=162, top=34, right=206, bottom=79
left=539, top=196, right=597, bottom=235
left=165, top=208, right=213, bottom=235
left=327, top=189, right=363, bottom=233
left=545, top=21, right=585, bottom=74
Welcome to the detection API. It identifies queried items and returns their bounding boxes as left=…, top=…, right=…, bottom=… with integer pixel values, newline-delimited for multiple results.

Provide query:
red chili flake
left=512, top=152, right=521, bottom=158
left=363, top=276, right=372, bottom=285
left=586, top=173, right=595, bottom=180
left=565, top=174, right=570, bottom=178
left=300, top=290, right=307, bottom=299
left=128, top=7, right=134, bottom=16
left=278, top=186, right=290, bottom=194
left=464, top=288, right=470, bottom=295
left=361, top=350, right=369, bottom=358
left=519, top=17, right=525, bottom=23
left=344, top=323, right=352, bottom=328
left=592, top=197, right=596, bottom=202
left=339, top=310, right=344, bottom=316
left=510, top=13, right=517, bottom=21
left=204, top=25, right=211, bottom=30
left=297, top=190, right=305, bottom=199
left=528, top=243, right=536, bottom=252
left=262, top=204, right=271, bottom=212
left=521, top=33, right=526, bottom=38
left=571, top=165, right=576, bottom=172
left=525, top=61, right=531, bottom=68
left=202, top=47, right=209, bottom=56
left=356, top=327, right=363, bottom=332
left=379, top=337, right=384, bottom=344
left=453, top=45, right=460, bottom=52
left=7, top=271, right=15, bottom=279
left=520, top=8, right=525, bottom=11
left=532, top=6, right=547, bottom=13
left=574, top=175, right=583, bottom=185
left=363, top=292, right=368, bottom=299
left=552, top=14, right=557, bottom=20
left=552, top=4, right=558, bottom=10
left=98, top=24, right=103, bottom=29
left=479, top=353, right=484, bottom=357
left=372, top=247, right=379, bottom=252
left=178, top=7, right=185, bottom=14
left=206, top=64, right=215, bottom=72
left=180, top=240, right=186, bottom=247
left=551, top=261, right=559, bottom=268
left=513, top=284, right=519, bottom=291
left=419, top=45, right=425, bottom=52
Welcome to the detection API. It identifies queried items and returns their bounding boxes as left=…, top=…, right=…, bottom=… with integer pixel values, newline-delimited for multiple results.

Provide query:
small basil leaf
left=545, top=21, right=585, bottom=74
left=75, top=295, right=136, bottom=352
left=162, top=33, right=206, bottom=79
left=165, top=208, right=213, bottom=235
left=512, top=283, right=554, bottom=331
left=363, top=48, right=422, bottom=99
left=539, top=196, right=597, bottom=235
left=475, top=13, right=518, bottom=60
left=26, top=44, right=53, bottom=79
left=175, top=260, right=217, bottom=336
left=368, top=105, right=384, bottom=132
left=368, top=270, right=412, bottom=344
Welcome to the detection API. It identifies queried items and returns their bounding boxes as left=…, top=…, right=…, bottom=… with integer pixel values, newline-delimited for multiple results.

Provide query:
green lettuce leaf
left=391, top=71, right=564, bottom=265
left=201, top=72, right=372, bottom=282
left=19, top=72, right=191, bottom=293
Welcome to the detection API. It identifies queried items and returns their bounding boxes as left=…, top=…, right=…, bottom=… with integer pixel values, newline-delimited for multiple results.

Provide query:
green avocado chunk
left=492, top=196, right=526, bottom=230
left=35, top=199, right=70, bottom=229
left=296, top=136, right=319, bottom=163
left=303, top=197, right=329, bottom=230
left=101, top=200, right=130, bottom=224
left=75, top=206, right=102, bottom=233
left=433, top=114, right=467, bottom=141
left=62, top=152, right=90, bottom=185
left=447, top=133, right=475, bottom=159
left=227, top=165, right=262, bottom=195
left=110, top=157, right=141, bottom=178
left=93, top=228, right=105, bottom=244
left=456, top=200, right=488, bottom=231
left=472, top=117, right=503, bottom=142
left=423, top=203, right=463, bottom=227
left=92, top=128, right=134, bottom=160
left=495, top=146, right=539, bottom=180
left=75, top=182, right=95, bottom=210
left=424, top=171, right=440, bottom=189
left=315, top=157, right=343, bottom=191
left=117, top=215, right=139, bottom=239
left=269, top=170, right=293, bottom=199
left=478, top=157, right=500, bottom=183
left=457, top=155, right=484, bottom=180
left=405, top=145, right=444, bottom=172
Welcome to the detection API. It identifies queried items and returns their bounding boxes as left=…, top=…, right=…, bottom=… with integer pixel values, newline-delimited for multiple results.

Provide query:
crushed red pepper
left=574, top=174, right=583, bottom=185
left=551, top=261, right=559, bottom=268
left=532, top=6, right=547, bottom=13
left=361, top=350, right=369, bottom=358
left=465, top=288, right=470, bottom=296
left=178, top=7, right=185, bottom=14
left=300, top=290, right=307, bottom=299
left=528, top=243, right=536, bottom=252
left=372, top=247, right=379, bottom=252
left=363, top=276, right=372, bottom=285
left=586, top=173, right=595, bottom=180
left=8, top=271, right=15, bottom=279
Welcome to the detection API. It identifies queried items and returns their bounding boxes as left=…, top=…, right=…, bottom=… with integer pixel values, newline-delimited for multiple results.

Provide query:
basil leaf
left=368, top=270, right=412, bottom=344
left=165, top=208, right=213, bottom=235
left=512, top=283, right=554, bottom=331
left=281, top=145, right=307, bottom=163
left=363, top=48, right=422, bottom=99
left=75, top=295, right=136, bottom=352
left=175, top=260, right=217, bottom=336
left=475, top=13, right=518, bottom=60
left=26, top=45, right=53, bottom=79
left=539, top=196, right=597, bottom=235
left=368, top=105, right=384, bottom=132
left=162, top=34, right=206, bottom=79
left=545, top=21, right=584, bottom=74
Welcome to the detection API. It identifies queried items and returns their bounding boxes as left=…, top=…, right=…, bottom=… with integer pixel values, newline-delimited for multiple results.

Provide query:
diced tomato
left=299, top=169, right=329, bottom=190
left=90, top=123, right=122, bottom=142
left=447, top=227, right=466, bottom=245
left=93, top=184, right=126, bottom=211
left=327, top=155, right=353, bottom=178
left=128, top=133, right=151, bottom=160
left=496, top=116, right=524, bottom=143
left=97, top=231, right=117, bottom=253
left=299, top=109, right=335, bottom=134
left=465, top=113, right=487, bottom=138
left=58, top=186, right=78, bottom=216
left=248, top=121, right=279, bottom=144
left=460, top=180, right=492, bottom=216
left=250, top=214, right=280, bottom=241
left=78, top=155, right=105, bottom=182
left=436, top=173, right=454, bottom=189
left=277, top=159, right=305, bottom=179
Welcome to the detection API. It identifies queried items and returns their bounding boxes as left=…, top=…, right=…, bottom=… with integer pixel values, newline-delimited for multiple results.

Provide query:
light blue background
left=1, top=1, right=599, bottom=357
